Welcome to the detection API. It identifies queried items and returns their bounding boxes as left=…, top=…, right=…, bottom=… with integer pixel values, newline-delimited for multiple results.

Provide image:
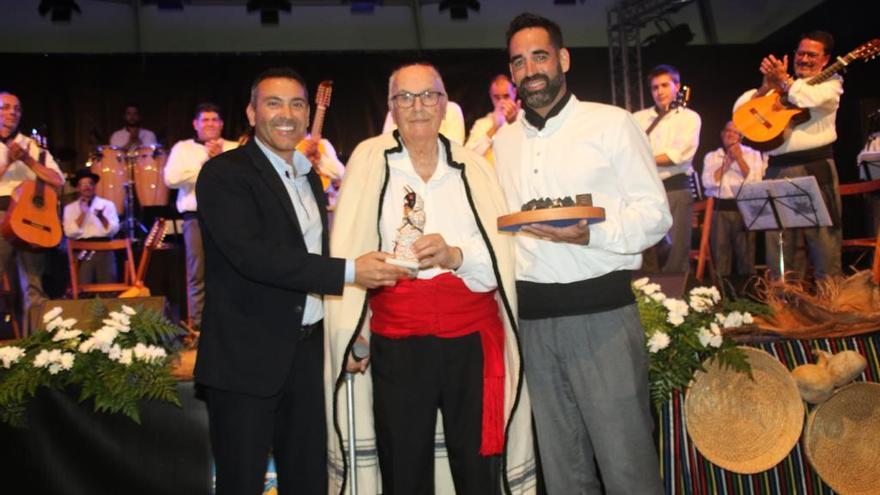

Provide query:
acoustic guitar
left=0, top=131, right=62, bottom=249
left=296, top=80, right=334, bottom=191
left=733, top=39, right=880, bottom=151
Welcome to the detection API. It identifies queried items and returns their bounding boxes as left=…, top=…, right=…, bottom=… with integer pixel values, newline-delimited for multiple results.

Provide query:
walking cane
left=345, top=372, right=358, bottom=495
left=346, top=341, right=370, bottom=495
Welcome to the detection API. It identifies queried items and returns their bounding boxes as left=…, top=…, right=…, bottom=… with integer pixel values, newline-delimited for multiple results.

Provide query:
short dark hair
left=250, top=67, right=309, bottom=105
left=123, top=102, right=140, bottom=112
left=647, top=64, right=680, bottom=85
left=800, top=30, right=834, bottom=55
left=194, top=102, right=222, bottom=120
left=506, top=12, right=563, bottom=50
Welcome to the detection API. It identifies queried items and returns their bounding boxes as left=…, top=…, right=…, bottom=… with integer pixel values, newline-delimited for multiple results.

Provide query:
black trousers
left=204, top=328, right=326, bottom=495
left=371, top=332, right=501, bottom=495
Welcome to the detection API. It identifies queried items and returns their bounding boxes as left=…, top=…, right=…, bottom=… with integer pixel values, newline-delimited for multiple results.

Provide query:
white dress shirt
left=493, top=95, right=672, bottom=284
left=62, top=195, right=120, bottom=239
left=254, top=137, right=325, bottom=326
left=702, top=145, right=767, bottom=199
left=632, top=106, right=702, bottom=180
left=0, top=133, right=64, bottom=197
left=381, top=140, right=496, bottom=292
left=164, top=138, right=238, bottom=213
left=733, top=76, right=843, bottom=155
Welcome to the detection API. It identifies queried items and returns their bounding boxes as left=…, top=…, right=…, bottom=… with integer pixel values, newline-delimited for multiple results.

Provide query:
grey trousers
left=76, top=250, right=117, bottom=285
left=183, top=216, right=205, bottom=327
left=642, top=188, right=693, bottom=273
left=710, top=209, right=755, bottom=276
left=0, top=210, right=48, bottom=322
left=764, top=160, right=842, bottom=279
left=520, top=304, right=662, bottom=495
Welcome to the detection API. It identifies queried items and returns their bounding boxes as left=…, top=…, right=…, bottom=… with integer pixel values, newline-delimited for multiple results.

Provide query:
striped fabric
left=658, top=332, right=880, bottom=494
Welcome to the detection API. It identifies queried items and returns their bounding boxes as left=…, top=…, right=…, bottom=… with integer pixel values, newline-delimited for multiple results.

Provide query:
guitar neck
left=808, top=53, right=857, bottom=85
left=311, top=106, right=327, bottom=141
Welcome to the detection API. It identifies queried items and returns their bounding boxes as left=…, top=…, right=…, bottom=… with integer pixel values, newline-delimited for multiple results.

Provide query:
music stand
left=736, top=176, right=832, bottom=280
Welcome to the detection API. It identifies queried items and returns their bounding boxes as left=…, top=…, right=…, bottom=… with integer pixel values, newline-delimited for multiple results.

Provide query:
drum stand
left=123, top=149, right=148, bottom=243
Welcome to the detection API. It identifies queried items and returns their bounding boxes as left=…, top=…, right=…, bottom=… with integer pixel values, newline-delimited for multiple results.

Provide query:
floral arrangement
left=0, top=300, right=183, bottom=427
left=633, top=278, right=771, bottom=408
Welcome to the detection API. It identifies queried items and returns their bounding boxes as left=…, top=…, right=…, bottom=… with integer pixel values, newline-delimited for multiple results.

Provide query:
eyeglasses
left=390, top=90, right=445, bottom=108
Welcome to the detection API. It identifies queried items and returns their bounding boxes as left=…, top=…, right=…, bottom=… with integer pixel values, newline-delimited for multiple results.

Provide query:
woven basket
left=685, top=347, right=804, bottom=474
left=804, top=382, right=880, bottom=495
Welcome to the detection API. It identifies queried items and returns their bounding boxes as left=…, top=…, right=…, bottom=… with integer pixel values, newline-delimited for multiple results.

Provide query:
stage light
left=246, top=0, right=292, bottom=25
left=351, top=0, right=381, bottom=14
left=438, top=0, right=480, bottom=20
left=37, top=0, right=81, bottom=23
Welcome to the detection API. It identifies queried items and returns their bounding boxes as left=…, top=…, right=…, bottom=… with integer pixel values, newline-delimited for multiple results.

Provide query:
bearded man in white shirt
left=164, top=103, right=238, bottom=331
left=633, top=64, right=702, bottom=274
left=62, top=168, right=121, bottom=284
left=733, top=30, right=843, bottom=279
left=493, top=13, right=670, bottom=494
left=109, top=103, right=157, bottom=149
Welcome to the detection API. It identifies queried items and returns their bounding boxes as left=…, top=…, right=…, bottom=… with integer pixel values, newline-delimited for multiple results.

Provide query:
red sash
left=369, top=272, right=505, bottom=455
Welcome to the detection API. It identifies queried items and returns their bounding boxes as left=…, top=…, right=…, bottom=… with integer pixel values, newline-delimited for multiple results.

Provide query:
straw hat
left=804, top=382, right=880, bottom=495
left=685, top=347, right=804, bottom=474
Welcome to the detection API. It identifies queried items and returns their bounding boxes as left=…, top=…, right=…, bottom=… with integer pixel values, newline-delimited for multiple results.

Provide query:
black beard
left=519, top=70, right=565, bottom=109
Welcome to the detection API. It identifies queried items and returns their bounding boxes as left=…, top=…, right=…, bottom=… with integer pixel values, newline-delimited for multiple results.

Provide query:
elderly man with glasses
left=324, top=62, right=536, bottom=495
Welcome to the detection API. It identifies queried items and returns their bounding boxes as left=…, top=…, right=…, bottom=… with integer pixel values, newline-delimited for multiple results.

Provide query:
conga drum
left=93, top=145, right=126, bottom=212
left=132, top=145, right=169, bottom=207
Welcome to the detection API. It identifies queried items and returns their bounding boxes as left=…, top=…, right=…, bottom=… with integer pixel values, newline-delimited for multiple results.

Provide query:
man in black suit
left=195, top=67, right=409, bottom=495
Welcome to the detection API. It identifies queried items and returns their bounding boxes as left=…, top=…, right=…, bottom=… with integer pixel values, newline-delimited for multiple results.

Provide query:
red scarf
left=369, top=272, right=505, bottom=455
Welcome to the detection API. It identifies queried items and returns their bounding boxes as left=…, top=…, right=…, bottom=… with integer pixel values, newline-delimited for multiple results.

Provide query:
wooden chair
left=0, top=272, right=21, bottom=339
left=66, top=239, right=137, bottom=299
left=838, top=179, right=880, bottom=284
left=688, top=196, right=715, bottom=282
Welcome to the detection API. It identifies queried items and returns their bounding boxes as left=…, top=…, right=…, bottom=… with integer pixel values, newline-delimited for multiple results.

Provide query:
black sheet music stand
left=735, top=176, right=833, bottom=280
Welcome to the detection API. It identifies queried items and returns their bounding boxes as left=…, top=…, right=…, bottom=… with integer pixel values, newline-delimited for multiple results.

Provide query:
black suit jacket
left=194, top=139, right=345, bottom=396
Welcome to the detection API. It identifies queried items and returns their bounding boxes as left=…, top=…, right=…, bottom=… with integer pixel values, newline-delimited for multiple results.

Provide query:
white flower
left=689, top=286, right=721, bottom=304
left=119, top=349, right=133, bottom=366
left=710, top=322, right=721, bottom=335
left=643, top=283, right=662, bottom=295
left=103, top=315, right=131, bottom=333
left=647, top=332, right=671, bottom=353
left=107, top=344, right=123, bottom=362
left=43, top=307, right=63, bottom=323
left=0, top=346, right=26, bottom=369
left=663, top=298, right=689, bottom=318
left=92, top=326, right=119, bottom=352
left=743, top=312, right=754, bottom=324
left=715, top=313, right=726, bottom=324
left=45, top=316, right=64, bottom=332
left=667, top=312, right=685, bottom=326
left=59, top=317, right=78, bottom=329
left=33, top=349, right=74, bottom=374
left=52, top=329, right=83, bottom=342
left=723, top=311, right=744, bottom=328
left=633, top=277, right=650, bottom=289
left=688, top=295, right=714, bottom=313
left=78, top=338, right=96, bottom=353
left=121, top=305, right=136, bottom=316
left=33, top=349, right=54, bottom=368
left=133, top=343, right=167, bottom=363
left=650, top=292, right=666, bottom=302
left=59, top=352, right=75, bottom=371
left=698, top=327, right=723, bottom=348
